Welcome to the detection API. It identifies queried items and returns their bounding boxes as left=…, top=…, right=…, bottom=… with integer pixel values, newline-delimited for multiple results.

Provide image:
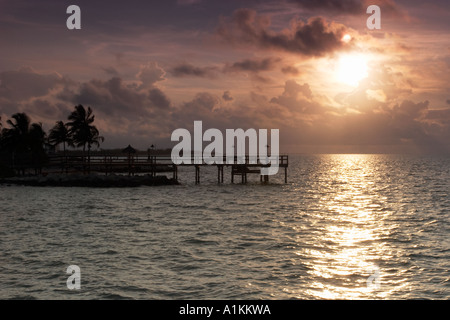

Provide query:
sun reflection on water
left=300, top=155, right=392, bottom=299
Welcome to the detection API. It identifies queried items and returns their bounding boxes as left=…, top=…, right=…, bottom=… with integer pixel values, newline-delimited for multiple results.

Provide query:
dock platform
left=44, top=154, right=289, bottom=184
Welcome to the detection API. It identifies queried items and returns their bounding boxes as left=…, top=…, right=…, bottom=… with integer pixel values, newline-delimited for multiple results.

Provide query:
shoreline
left=0, top=173, right=179, bottom=187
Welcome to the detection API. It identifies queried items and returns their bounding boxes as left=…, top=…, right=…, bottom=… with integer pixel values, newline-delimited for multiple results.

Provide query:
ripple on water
left=0, top=155, right=449, bottom=299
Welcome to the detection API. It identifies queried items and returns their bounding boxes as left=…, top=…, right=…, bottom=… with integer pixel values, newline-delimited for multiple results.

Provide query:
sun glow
left=341, top=34, right=352, bottom=43
left=336, top=53, right=369, bottom=87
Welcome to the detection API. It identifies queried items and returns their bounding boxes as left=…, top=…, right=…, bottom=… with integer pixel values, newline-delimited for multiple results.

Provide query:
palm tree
left=66, top=105, right=104, bottom=173
left=28, top=123, right=47, bottom=174
left=49, top=121, right=72, bottom=172
left=7, top=113, right=30, bottom=133
left=49, top=121, right=71, bottom=154
left=1, top=113, right=47, bottom=175
left=5, top=113, right=32, bottom=153
left=83, top=125, right=104, bottom=173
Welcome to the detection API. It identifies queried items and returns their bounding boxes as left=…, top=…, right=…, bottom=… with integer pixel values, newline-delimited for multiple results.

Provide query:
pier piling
left=46, top=154, right=288, bottom=185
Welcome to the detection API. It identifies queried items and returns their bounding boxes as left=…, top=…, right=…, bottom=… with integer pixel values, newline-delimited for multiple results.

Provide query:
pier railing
left=47, top=154, right=288, bottom=166
left=45, top=153, right=289, bottom=184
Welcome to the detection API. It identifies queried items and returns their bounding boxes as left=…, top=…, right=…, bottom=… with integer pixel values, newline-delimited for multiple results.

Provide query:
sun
left=341, top=34, right=352, bottom=43
left=335, top=53, right=369, bottom=87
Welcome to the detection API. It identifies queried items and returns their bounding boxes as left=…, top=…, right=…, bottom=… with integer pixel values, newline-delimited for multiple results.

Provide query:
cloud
left=0, top=67, right=67, bottom=101
left=282, top=80, right=313, bottom=99
left=217, top=9, right=350, bottom=57
left=169, top=57, right=281, bottom=82
left=222, top=91, right=234, bottom=102
left=148, top=88, right=171, bottom=109
left=177, top=0, right=202, bottom=5
left=0, top=67, right=74, bottom=122
left=1, top=63, right=449, bottom=153
left=287, top=0, right=365, bottom=15
left=392, top=99, right=428, bottom=121
left=170, top=63, right=219, bottom=78
left=64, top=67, right=172, bottom=118
left=0, top=65, right=174, bottom=142
left=101, top=66, right=120, bottom=76
left=240, top=79, right=450, bottom=153
left=224, top=57, right=281, bottom=72
left=21, top=99, right=67, bottom=120
left=136, top=62, right=166, bottom=89
left=71, top=77, right=148, bottom=116
left=269, top=80, right=327, bottom=121
left=281, top=65, right=301, bottom=75
left=181, top=92, right=219, bottom=113
left=287, top=0, right=406, bottom=18
left=338, top=65, right=414, bottom=112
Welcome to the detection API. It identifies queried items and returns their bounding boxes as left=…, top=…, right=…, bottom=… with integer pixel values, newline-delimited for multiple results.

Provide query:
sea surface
left=0, top=154, right=449, bottom=299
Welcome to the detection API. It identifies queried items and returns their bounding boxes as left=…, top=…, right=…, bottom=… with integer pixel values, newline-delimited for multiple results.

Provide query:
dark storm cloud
left=217, top=9, right=350, bottom=57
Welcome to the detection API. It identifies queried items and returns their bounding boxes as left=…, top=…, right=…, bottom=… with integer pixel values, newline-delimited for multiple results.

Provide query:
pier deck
left=45, top=154, right=289, bottom=184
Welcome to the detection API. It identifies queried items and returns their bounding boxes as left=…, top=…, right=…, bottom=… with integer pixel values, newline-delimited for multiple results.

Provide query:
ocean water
left=0, top=154, right=449, bottom=300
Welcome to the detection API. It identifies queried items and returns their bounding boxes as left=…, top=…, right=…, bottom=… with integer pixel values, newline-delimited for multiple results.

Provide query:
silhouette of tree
left=0, top=113, right=47, bottom=175
left=0, top=116, right=6, bottom=152
left=4, top=113, right=32, bottom=153
left=49, top=121, right=72, bottom=156
left=49, top=121, right=72, bottom=173
left=28, top=123, right=47, bottom=174
left=67, top=105, right=104, bottom=173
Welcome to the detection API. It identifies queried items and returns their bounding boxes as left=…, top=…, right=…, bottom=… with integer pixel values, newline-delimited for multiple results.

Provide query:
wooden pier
left=45, top=154, right=289, bottom=184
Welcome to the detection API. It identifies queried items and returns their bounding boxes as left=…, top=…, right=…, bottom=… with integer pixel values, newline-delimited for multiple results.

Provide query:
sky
left=0, top=0, right=449, bottom=153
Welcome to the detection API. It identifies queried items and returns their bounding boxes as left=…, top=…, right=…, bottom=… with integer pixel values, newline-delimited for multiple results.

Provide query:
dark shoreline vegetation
left=0, top=105, right=177, bottom=186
